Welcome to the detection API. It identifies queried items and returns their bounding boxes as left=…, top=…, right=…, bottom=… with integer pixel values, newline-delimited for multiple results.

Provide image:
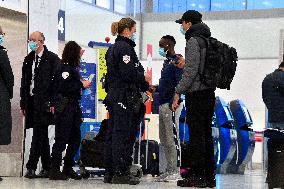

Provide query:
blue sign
left=79, top=62, right=96, bottom=118
left=58, top=10, right=65, bottom=41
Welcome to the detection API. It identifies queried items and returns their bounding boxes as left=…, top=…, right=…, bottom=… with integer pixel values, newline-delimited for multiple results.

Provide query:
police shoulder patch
left=62, top=72, right=70, bottom=79
left=122, top=55, right=131, bottom=64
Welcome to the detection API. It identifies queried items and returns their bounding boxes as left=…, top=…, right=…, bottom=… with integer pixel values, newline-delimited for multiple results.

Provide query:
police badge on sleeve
left=123, top=55, right=131, bottom=64
left=62, top=72, right=70, bottom=79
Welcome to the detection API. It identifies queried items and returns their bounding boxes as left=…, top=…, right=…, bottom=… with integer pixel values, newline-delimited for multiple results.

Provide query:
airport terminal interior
left=1, top=0, right=284, bottom=188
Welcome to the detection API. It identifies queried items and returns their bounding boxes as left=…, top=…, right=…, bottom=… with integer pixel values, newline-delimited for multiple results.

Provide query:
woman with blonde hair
left=103, top=17, right=150, bottom=185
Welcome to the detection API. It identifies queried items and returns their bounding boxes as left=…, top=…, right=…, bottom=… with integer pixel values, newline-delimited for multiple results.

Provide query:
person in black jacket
left=262, top=61, right=284, bottom=128
left=0, top=27, right=14, bottom=146
left=262, top=61, right=284, bottom=186
left=49, top=41, right=91, bottom=180
left=20, top=31, right=60, bottom=179
left=103, top=17, right=150, bottom=185
left=0, top=26, right=14, bottom=181
left=172, top=10, right=216, bottom=188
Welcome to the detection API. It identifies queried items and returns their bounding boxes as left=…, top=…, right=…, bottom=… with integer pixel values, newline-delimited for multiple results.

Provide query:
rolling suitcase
left=78, top=119, right=109, bottom=178
left=134, top=118, right=159, bottom=176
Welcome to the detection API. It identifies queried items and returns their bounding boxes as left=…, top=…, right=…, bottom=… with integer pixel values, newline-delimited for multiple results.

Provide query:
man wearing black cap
left=172, top=10, right=216, bottom=188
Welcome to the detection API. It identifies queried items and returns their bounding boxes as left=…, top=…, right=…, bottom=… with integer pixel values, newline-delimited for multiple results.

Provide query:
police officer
left=103, top=17, right=150, bottom=185
left=49, top=41, right=91, bottom=180
left=21, top=31, right=60, bottom=178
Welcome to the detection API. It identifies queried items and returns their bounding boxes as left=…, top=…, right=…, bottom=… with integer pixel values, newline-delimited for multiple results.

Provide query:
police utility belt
left=55, top=96, right=77, bottom=113
left=107, top=83, right=143, bottom=114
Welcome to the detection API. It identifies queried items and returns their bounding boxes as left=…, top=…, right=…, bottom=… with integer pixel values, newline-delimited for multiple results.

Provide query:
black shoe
left=0, top=177, right=2, bottom=181
left=49, top=168, right=68, bottom=180
left=62, top=167, right=82, bottom=180
left=24, top=169, right=37, bottom=179
left=103, top=172, right=113, bottom=183
left=37, top=170, right=49, bottom=178
left=111, top=175, right=130, bottom=184
left=177, top=176, right=207, bottom=188
left=206, top=177, right=216, bottom=188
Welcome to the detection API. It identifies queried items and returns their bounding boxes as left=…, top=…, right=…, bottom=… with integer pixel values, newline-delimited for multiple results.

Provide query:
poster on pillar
left=98, top=48, right=108, bottom=101
left=146, top=44, right=153, bottom=114
left=79, top=48, right=97, bottom=119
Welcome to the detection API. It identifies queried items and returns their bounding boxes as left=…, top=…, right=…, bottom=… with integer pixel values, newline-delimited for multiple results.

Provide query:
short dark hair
left=279, top=61, right=284, bottom=68
left=161, top=35, right=176, bottom=46
left=61, top=41, right=81, bottom=67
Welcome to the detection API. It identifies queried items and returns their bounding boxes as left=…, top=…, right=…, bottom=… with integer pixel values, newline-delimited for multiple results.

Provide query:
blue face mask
left=159, top=47, right=167, bottom=57
left=131, top=33, right=136, bottom=42
left=0, top=35, right=4, bottom=45
left=29, top=41, right=38, bottom=51
left=180, top=26, right=186, bottom=35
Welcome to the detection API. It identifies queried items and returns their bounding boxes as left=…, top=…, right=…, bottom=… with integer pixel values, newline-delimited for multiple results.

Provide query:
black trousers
left=104, top=92, right=141, bottom=175
left=0, top=91, right=12, bottom=145
left=26, top=97, right=51, bottom=171
left=51, top=101, right=82, bottom=169
left=185, top=89, right=216, bottom=177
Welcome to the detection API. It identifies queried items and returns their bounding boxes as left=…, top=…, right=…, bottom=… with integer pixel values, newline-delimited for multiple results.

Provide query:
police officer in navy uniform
left=49, top=41, right=92, bottom=180
left=21, top=31, right=60, bottom=178
left=103, top=17, right=151, bottom=185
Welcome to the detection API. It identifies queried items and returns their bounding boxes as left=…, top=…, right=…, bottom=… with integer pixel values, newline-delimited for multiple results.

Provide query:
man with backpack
left=172, top=10, right=216, bottom=188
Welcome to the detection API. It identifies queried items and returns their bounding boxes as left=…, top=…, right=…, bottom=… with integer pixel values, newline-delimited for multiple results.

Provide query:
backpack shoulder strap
left=192, top=36, right=208, bottom=49
left=191, top=36, right=208, bottom=85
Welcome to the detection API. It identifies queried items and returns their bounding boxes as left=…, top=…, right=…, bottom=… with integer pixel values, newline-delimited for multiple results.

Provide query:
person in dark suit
left=20, top=31, right=60, bottom=179
left=0, top=26, right=14, bottom=181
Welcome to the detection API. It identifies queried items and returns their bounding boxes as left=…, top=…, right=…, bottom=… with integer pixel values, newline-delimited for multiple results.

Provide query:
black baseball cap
left=175, top=10, right=202, bottom=24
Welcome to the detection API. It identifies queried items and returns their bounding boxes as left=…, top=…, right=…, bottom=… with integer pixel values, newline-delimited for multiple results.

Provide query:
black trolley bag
left=78, top=119, right=108, bottom=178
left=134, top=118, right=160, bottom=176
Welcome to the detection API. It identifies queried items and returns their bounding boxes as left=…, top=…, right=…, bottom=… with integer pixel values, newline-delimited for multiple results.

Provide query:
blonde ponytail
left=111, top=22, right=119, bottom=36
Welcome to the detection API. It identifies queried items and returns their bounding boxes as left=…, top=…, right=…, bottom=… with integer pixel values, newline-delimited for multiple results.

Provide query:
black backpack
left=195, top=36, right=238, bottom=90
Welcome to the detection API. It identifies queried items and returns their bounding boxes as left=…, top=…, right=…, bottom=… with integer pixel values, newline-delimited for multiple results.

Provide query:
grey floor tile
left=0, top=171, right=269, bottom=189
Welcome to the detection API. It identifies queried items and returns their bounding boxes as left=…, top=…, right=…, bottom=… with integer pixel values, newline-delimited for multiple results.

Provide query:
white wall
left=142, top=17, right=284, bottom=60
left=65, top=0, right=141, bottom=54
left=0, top=0, right=27, bottom=13
left=29, top=0, right=60, bottom=53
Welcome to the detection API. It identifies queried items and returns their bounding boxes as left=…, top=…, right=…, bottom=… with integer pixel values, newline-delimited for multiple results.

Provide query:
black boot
left=177, top=175, right=207, bottom=188
left=206, top=175, right=216, bottom=188
left=49, top=167, right=68, bottom=180
left=62, top=167, right=82, bottom=180
left=24, top=169, right=37, bottom=179
left=0, top=177, right=3, bottom=181
left=37, top=170, right=49, bottom=178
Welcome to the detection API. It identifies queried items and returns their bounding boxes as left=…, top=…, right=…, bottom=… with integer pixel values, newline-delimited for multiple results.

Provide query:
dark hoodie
left=176, top=23, right=213, bottom=94
left=262, top=69, right=284, bottom=123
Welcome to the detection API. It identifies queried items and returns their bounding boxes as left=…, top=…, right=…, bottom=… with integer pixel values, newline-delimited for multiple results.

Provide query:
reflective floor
left=0, top=171, right=268, bottom=189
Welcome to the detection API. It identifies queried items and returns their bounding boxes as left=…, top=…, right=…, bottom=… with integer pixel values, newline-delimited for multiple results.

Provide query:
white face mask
left=180, top=25, right=186, bottom=35
left=130, top=33, right=136, bottom=42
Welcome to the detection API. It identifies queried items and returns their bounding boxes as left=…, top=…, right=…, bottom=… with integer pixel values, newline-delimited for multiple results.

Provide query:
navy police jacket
left=105, top=36, right=149, bottom=92
left=52, top=63, right=83, bottom=102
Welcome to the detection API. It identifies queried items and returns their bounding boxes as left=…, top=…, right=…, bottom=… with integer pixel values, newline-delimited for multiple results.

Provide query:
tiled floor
left=0, top=171, right=268, bottom=189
